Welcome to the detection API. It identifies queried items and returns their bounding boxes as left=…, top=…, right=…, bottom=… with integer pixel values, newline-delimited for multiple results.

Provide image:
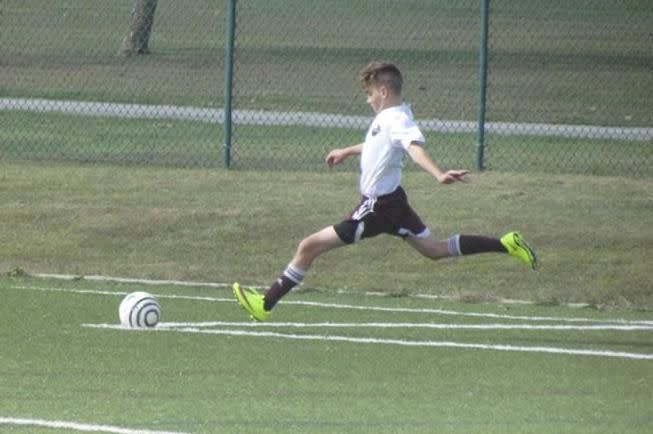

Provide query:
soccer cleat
left=500, top=231, right=538, bottom=270
left=233, top=282, right=270, bottom=322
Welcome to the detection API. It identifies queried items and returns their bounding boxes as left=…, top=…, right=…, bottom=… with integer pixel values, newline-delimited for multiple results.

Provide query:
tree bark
left=120, top=0, right=158, bottom=56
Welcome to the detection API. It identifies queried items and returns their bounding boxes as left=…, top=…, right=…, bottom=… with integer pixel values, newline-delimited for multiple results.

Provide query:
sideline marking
left=32, top=272, right=234, bottom=289
left=156, top=321, right=653, bottom=331
left=283, top=300, right=653, bottom=325
left=28, top=272, right=588, bottom=307
left=82, top=324, right=653, bottom=361
left=0, top=416, right=190, bottom=434
left=12, top=285, right=653, bottom=326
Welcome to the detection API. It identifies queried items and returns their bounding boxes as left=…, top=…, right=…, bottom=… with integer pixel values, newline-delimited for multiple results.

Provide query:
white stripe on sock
left=448, top=234, right=462, bottom=256
left=283, top=264, right=306, bottom=284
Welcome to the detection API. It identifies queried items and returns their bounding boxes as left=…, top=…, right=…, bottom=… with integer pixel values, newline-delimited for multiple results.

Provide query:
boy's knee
left=297, top=236, right=314, bottom=253
left=298, top=234, right=325, bottom=255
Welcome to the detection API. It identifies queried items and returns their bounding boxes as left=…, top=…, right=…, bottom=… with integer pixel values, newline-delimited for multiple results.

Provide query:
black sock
left=263, top=264, right=305, bottom=311
left=264, top=276, right=296, bottom=311
left=448, top=234, right=507, bottom=256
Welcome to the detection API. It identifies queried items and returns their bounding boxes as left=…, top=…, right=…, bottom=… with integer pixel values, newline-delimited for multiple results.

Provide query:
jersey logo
left=371, top=124, right=381, bottom=136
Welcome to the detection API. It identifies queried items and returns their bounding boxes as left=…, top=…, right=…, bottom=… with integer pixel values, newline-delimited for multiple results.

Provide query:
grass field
left=1, top=2, right=652, bottom=431
left=2, top=111, right=652, bottom=175
left=1, top=276, right=652, bottom=433
left=1, top=160, right=651, bottom=310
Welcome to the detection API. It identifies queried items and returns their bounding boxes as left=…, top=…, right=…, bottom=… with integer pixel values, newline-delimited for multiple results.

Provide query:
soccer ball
left=119, top=291, right=161, bottom=328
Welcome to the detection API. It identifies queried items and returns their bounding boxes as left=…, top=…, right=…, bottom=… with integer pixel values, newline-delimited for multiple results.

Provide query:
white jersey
left=359, top=103, right=425, bottom=198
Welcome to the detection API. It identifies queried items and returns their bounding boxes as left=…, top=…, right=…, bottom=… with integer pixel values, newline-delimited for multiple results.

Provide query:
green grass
left=2, top=3, right=652, bottom=432
left=0, top=111, right=224, bottom=168
left=2, top=111, right=652, bottom=175
left=0, top=160, right=652, bottom=310
left=1, top=277, right=652, bottom=433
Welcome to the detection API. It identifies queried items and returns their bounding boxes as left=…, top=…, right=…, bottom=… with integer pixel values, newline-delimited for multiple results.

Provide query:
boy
left=234, top=61, right=537, bottom=321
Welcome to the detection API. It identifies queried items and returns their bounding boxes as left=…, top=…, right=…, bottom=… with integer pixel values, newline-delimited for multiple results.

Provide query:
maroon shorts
left=333, top=186, right=429, bottom=244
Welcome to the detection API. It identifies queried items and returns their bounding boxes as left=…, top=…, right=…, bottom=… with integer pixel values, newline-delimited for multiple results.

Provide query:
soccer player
left=234, top=61, right=537, bottom=321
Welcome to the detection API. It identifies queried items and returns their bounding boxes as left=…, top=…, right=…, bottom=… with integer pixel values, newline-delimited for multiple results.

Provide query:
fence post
left=224, top=0, right=237, bottom=168
left=476, top=0, right=490, bottom=171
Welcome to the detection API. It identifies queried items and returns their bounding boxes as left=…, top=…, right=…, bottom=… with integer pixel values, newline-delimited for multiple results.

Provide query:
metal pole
left=476, top=0, right=490, bottom=171
left=224, top=0, right=236, bottom=168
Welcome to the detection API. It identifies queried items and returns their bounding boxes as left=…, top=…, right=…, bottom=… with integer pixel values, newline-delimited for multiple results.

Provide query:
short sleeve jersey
left=359, top=103, right=425, bottom=198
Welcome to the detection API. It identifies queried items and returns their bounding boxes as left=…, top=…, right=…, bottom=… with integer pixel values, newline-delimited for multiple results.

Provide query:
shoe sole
left=233, top=284, right=252, bottom=311
left=233, top=283, right=267, bottom=321
left=514, top=235, right=538, bottom=270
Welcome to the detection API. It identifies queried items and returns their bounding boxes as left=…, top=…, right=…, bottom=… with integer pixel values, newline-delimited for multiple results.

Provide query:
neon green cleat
left=233, top=282, right=270, bottom=322
left=500, top=231, right=538, bottom=270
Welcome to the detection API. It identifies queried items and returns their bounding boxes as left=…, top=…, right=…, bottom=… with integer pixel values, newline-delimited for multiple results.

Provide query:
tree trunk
left=120, top=0, right=158, bottom=56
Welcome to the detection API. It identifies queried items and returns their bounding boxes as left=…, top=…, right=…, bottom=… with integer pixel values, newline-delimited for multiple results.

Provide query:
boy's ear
left=379, top=85, right=389, bottom=98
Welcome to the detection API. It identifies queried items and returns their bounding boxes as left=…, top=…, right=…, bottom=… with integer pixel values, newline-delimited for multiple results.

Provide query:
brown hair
left=359, top=61, right=403, bottom=95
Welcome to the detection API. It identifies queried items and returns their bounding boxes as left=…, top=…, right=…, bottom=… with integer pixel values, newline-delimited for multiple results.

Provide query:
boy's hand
left=406, top=143, right=468, bottom=184
left=325, top=148, right=349, bottom=168
left=325, top=143, right=363, bottom=168
left=325, top=143, right=364, bottom=168
left=437, top=170, right=469, bottom=184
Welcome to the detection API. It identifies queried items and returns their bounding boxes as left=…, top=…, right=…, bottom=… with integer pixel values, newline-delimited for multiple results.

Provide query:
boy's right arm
left=325, top=143, right=363, bottom=168
left=407, top=142, right=468, bottom=183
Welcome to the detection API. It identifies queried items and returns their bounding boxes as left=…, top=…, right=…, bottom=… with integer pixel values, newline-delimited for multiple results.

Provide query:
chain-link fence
left=1, top=0, right=225, bottom=167
left=485, top=1, right=653, bottom=174
left=1, top=1, right=651, bottom=175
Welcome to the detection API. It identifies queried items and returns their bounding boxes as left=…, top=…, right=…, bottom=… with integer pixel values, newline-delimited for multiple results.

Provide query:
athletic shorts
left=333, top=186, right=430, bottom=244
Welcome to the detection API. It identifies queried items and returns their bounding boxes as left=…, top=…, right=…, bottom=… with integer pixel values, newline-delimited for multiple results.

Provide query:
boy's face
left=365, top=83, right=386, bottom=114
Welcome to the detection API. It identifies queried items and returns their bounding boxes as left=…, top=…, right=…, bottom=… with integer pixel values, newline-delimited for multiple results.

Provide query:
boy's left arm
left=406, top=142, right=468, bottom=184
left=325, top=143, right=363, bottom=168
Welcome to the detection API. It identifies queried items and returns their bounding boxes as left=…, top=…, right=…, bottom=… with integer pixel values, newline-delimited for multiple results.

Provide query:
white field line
left=2, top=97, right=652, bottom=141
left=82, top=324, right=653, bottom=361
left=282, top=300, right=653, bottom=325
left=0, top=416, right=190, bottom=434
left=12, top=285, right=653, bottom=326
left=33, top=273, right=235, bottom=289
left=31, top=272, right=554, bottom=306
left=156, top=321, right=653, bottom=331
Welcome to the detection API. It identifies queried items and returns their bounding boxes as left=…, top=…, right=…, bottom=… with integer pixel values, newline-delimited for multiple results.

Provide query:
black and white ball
left=119, top=291, right=161, bottom=328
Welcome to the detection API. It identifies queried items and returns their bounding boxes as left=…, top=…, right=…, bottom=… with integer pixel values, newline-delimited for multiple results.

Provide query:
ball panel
left=119, top=292, right=161, bottom=328
left=133, top=300, right=160, bottom=328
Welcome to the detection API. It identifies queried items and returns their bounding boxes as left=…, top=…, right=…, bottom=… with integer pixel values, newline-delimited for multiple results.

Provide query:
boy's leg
left=404, top=233, right=450, bottom=259
left=233, top=226, right=345, bottom=321
left=388, top=189, right=536, bottom=267
left=264, top=226, right=345, bottom=310
left=406, top=233, right=504, bottom=259
left=406, top=232, right=536, bottom=268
